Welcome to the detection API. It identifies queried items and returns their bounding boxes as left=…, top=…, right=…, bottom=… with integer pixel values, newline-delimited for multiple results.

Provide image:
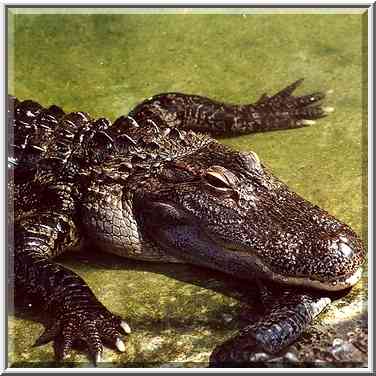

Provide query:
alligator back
left=8, top=96, right=65, bottom=182
left=8, top=95, right=212, bottom=261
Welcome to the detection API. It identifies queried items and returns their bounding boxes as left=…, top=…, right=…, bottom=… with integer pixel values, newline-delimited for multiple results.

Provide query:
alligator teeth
left=345, top=267, right=362, bottom=286
left=120, top=320, right=131, bottom=334
left=115, top=338, right=126, bottom=352
left=323, top=107, right=335, bottom=113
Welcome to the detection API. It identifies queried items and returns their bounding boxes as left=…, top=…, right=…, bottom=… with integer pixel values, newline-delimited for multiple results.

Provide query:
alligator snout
left=310, top=227, right=365, bottom=287
left=338, top=240, right=354, bottom=259
left=327, top=232, right=358, bottom=261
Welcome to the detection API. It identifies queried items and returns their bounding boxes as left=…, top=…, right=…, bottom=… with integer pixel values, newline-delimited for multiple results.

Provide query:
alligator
left=8, top=79, right=365, bottom=366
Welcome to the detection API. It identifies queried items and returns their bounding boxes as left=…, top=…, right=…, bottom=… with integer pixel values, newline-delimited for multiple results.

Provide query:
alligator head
left=134, top=139, right=365, bottom=292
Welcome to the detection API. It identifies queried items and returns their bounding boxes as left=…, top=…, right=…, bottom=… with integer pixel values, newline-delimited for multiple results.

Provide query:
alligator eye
left=203, top=166, right=237, bottom=191
left=205, top=172, right=231, bottom=189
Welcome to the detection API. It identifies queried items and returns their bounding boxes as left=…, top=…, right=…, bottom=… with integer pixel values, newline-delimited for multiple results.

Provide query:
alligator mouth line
left=207, top=236, right=363, bottom=292
left=229, top=244, right=364, bottom=292
left=263, top=265, right=363, bottom=292
left=156, top=221, right=363, bottom=293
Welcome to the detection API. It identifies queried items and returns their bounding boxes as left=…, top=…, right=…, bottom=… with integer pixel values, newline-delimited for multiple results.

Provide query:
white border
left=367, top=1, right=374, bottom=373
left=1, top=1, right=373, bottom=374
left=0, top=0, right=374, bottom=5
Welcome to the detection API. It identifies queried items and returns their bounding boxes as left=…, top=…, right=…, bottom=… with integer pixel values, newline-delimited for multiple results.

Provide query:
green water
left=8, top=9, right=367, bottom=367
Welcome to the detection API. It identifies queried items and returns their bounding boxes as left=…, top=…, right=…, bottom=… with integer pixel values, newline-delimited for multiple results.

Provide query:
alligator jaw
left=200, top=229, right=364, bottom=292
left=144, top=218, right=363, bottom=293
left=262, top=265, right=363, bottom=292
left=211, top=240, right=364, bottom=292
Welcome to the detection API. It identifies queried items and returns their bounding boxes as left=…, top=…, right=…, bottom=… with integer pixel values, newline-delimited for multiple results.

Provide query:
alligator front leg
left=14, top=211, right=131, bottom=364
left=209, top=285, right=331, bottom=367
left=128, top=79, right=332, bottom=136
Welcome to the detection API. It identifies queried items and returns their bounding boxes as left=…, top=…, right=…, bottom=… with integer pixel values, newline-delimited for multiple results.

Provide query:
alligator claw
left=33, top=307, right=129, bottom=364
left=254, top=79, right=332, bottom=131
left=120, top=320, right=131, bottom=334
left=94, top=351, right=102, bottom=366
left=115, top=337, right=126, bottom=352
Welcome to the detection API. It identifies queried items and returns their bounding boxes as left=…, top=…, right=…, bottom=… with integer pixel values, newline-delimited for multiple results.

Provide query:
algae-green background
left=8, top=9, right=368, bottom=367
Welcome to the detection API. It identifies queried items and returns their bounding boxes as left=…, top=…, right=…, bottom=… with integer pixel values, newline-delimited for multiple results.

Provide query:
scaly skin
left=8, top=80, right=365, bottom=365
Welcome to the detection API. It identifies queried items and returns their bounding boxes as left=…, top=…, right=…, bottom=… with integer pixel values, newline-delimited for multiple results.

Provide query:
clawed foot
left=33, top=307, right=131, bottom=365
left=254, top=79, right=334, bottom=131
left=209, top=291, right=332, bottom=367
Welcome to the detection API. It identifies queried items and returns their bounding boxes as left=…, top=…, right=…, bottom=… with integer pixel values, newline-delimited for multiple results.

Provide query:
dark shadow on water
left=58, top=248, right=263, bottom=306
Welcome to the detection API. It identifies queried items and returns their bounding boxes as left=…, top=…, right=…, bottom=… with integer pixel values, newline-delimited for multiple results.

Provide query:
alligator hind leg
left=209, top=284, right=331, bottom=367
left=128, top=79, right=333, bottom=137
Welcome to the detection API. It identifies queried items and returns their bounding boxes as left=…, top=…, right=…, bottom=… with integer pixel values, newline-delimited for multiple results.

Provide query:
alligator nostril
left=338, top=242, right=353, bottom=258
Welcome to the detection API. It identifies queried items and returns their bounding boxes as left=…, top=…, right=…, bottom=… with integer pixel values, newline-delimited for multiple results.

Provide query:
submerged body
left=9, top=80, right=365, bottom=365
